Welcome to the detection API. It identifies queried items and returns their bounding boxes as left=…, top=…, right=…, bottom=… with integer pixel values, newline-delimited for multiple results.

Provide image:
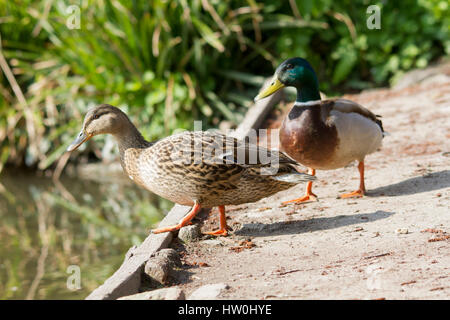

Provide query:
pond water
left=0, top=167, right=170, bottom=299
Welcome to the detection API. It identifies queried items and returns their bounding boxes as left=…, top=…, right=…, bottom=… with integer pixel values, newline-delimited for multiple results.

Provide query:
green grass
left=0, top=0, right=448, bottom=172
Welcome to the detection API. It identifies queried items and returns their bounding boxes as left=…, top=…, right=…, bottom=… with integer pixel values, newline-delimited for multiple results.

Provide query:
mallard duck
left=254, top=57, right=384, bottom=202
left=67, top=104, right=315, bottom=235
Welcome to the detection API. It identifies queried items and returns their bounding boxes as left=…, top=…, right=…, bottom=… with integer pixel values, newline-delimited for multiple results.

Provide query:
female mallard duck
left=67, top=104, right=315, bottom=235
left=255, top=57, right=384, bottom=203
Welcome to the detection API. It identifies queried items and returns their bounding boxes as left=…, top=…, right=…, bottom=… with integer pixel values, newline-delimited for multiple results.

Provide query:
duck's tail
left=271, top=171, right=316, bottom=183
left=375, top=115, right=389, bottom=138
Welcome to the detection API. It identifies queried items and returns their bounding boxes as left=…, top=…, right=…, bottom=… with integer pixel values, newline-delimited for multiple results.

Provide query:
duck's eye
left=93, top=114, right=100, bottom=120
left=285, top=64, right=294, bottom=70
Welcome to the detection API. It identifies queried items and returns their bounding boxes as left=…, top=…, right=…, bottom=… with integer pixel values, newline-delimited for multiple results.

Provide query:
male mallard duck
left=255, top=57, right=384, bottom=202
left=67, top=104, right=315, bottom=235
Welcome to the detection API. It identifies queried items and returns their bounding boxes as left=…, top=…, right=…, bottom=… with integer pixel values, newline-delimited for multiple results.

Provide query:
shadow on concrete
left=235, top=210, right=395, bottom=237
left=367, top=170, right=450, bottom=197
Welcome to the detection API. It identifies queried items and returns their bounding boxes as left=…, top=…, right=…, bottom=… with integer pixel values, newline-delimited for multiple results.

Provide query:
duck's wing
left=158, top=131, right=313, bottom=186
left=327, top=99, right=384, bottom=133
left=209, top=132, right=299, bottom=168
left=166, top=130, right=300, bottom=170
left=210, top=132, right=315, bottom=182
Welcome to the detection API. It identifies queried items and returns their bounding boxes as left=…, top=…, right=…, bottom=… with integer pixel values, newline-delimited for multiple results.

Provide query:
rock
left=144, top=255, right=171, bottom=285
left=85, top=205, right=189, bottom=300
left=178, top=225, right=201, bottom=242
left=117, top=287, right=185, bottom=300
left=395, top=228, right=409, bottom=234
left=188, top=283, right=230, bottom=300
left=155, top=248, right=181, bottom=268
left=144, top=249, right=182, bottom=287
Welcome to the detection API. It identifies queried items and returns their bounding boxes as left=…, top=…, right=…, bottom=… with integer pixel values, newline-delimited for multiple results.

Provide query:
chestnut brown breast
left=279, top=104, right=339, bottom=169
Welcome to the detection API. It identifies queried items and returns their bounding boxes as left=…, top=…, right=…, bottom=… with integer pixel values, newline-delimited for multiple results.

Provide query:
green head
left=254, top=57, right=321, bottom=103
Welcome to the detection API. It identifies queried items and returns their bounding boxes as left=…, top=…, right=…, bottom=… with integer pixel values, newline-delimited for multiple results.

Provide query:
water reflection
left=0, top=168, right=169, bottom=299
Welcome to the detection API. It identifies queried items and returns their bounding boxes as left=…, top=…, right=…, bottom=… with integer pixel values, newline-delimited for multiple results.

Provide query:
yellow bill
left=254, top=77, right=285, bottom=101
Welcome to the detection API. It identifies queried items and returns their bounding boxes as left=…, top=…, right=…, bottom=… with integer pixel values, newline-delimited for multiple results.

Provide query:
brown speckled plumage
left=125, top=130, right=310, bottom=207
left=68, top=104, right=315, bottom=235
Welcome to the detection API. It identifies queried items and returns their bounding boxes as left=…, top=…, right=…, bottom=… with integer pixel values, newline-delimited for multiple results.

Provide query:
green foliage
left=276, top=0, right=449, bottom=91
left=0, top=0, right=448, bottom=170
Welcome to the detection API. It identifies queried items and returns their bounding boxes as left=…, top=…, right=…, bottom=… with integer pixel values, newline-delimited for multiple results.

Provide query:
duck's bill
left=254, top=77, right=285, bottom=101
left=67, top=131, right=91, bottom=152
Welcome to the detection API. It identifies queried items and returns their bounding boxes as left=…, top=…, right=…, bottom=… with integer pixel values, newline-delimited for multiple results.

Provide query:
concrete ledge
left=85, top=205, right=190, bottom=300
left=231, top=79, right=284, bottom=139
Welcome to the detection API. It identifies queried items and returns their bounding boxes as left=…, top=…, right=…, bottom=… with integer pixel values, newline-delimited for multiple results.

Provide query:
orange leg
left=282, top=168, right=318, bottom=204
left=340, top=161, right=366, bottom=199
left=152, top=202, right=202, bottom=234
left=204, top=205, right=228, bottom=236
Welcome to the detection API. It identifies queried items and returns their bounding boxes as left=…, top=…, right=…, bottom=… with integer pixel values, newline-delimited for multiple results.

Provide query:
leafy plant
left=275, top=0, right=449, bottom=91
left=0, top=0, right=326, bottom=171
left=0, top=0, right=448, bottom=172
